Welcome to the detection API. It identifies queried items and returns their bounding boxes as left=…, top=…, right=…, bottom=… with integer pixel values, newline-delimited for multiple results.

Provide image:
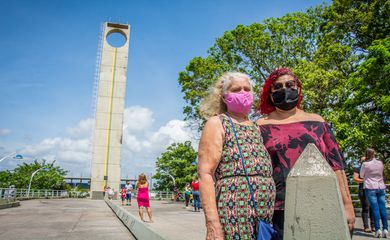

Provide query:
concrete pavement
left=111, top=199, right=206, bottom=240
left=0, top=198, right=388, bottom=239
left=0, top=199, right=135, bottom=240
left=112, top=199, right=387, bottom=240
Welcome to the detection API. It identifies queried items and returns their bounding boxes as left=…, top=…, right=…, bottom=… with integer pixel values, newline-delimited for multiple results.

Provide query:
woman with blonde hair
left=136, top=173, right=153, bottom=222
left=198, top=72, right=275, bottom=239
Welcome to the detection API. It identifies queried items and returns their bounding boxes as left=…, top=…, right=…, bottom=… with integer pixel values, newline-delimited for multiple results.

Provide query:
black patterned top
left=260, top=121, right=345, bottom=210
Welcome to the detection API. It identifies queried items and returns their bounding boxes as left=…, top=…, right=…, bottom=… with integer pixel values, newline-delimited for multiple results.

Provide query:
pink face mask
left=224, top=91, right=253, bottom=114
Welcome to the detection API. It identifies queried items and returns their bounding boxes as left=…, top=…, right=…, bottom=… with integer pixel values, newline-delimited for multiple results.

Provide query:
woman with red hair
left=256, top=68, right=355, bottom=239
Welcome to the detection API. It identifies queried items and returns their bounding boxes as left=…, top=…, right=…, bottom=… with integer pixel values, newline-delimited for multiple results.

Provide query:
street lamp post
left=27, top=168, right=47, bottom=197
left=0, top=152, right=17, bottom=163
left=160, top=170, right=176, bottom=187
left=160, top=170, right=177, bottom=201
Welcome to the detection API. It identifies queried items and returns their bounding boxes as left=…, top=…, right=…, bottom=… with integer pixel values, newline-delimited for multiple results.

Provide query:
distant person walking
left=125, top=180, right=133, bottom=206
left=191, top=176, right=200, bottom=212
left=136, top=173, right=153, bottom=222
left=353, top=156, right=375, bottom=232
left=184, top=183, right=191, bottom=208
left=360, top=148, right=388, bottom=238
left=191, top=176, right=201, bottom=212
left=120, top=187, right=126, bottom=206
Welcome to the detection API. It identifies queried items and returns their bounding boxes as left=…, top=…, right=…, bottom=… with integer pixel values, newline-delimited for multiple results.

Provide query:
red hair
left=257, top=68, right=303, bottom=114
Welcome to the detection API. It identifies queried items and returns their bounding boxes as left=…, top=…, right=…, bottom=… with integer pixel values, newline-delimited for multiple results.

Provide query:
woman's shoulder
left=256, top=111, right=325, bottom=126
left=302, top=112, right=325, bottom=122
left=203, top=115, right=225, bottom=132
left=256, top=115, right=273, bottom=125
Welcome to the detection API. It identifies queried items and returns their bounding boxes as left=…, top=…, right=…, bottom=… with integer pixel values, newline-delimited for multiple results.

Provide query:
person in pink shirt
left=136, top=173, right=153, bottom=222
left=360, top=148, right=388, bottom=238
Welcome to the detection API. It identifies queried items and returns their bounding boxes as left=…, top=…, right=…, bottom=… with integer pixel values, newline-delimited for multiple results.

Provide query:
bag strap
left=225, top=113, right=260, bottom=214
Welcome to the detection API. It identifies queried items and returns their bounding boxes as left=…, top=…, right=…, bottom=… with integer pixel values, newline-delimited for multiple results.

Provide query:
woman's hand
left=206, top=220, right=225, bottom=240
left=344, top=202, right=356, bottom=232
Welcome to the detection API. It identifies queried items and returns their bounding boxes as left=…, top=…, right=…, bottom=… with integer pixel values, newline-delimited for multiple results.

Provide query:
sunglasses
left=271, top=80, right=297, bottom=91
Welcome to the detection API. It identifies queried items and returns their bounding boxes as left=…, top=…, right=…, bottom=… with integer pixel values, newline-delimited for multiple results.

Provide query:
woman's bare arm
left=335, top=170, right=355, bottom=232
left=198, top=116, right=225, bottom=240
left=352, top=172, right=363, bottom=184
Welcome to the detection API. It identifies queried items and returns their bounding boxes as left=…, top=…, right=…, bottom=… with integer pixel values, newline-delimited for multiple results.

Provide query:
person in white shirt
left=125, top=180, right=133, bottom=206
left=360, top=148, right=388, bottom=238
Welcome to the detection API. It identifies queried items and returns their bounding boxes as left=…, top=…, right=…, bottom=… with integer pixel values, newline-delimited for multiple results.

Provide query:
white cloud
left=65, top=118, right=94, bottom=138
left=123, top=106, right=154, bottom=133
left=14, top=106, right=197, bottom=178
left=0, top=128, right=12, bottom=136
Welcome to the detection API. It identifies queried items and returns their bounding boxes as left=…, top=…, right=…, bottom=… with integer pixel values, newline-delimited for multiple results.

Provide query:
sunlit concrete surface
left=0, top=199, right=135, bottom=240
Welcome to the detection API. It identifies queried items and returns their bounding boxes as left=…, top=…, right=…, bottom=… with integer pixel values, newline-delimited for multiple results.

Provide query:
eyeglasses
left=271, top=80, right=297, bottom=91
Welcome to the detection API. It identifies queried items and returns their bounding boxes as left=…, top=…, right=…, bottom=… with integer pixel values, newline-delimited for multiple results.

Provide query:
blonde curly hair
left=200, top=72, right=252, bottom=119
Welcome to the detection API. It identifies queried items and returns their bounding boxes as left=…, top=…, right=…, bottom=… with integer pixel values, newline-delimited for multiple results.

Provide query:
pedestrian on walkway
left=191, top=176, right=201, bottom=212
left=136, top=173, right=153, bottom=223
left=120, top=187, right=126, bottom=206
left=125, top=180, right=133, bottom=206
left=256, top=67, right=354, bottom=239
left=360, top=148, right=388, bottom=238
left=106, top=186, right=114, bottom=200
left=353, top=156, right=375, bottom=232
left=184, top=183, right=191, bottom=207
left=198, top=72, right=275, bottom=240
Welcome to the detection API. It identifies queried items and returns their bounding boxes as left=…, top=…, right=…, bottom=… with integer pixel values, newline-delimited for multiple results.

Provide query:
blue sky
left=0, top=0, right=329, bottom=177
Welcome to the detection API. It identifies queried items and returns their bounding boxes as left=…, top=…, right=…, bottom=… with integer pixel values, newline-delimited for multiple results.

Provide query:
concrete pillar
left=284, top=143, right=350, bottom=240
left=90, top=22, right=130, bottom=199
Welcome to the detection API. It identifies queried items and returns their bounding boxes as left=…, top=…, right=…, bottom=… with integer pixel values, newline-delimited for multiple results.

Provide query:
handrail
left=0, top=188, right=68, bottom=202
left=349, top=184, right=390, bottom=204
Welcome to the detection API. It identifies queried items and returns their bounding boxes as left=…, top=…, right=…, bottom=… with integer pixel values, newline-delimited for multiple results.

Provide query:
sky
left=0, top=0, right=330, bottom=179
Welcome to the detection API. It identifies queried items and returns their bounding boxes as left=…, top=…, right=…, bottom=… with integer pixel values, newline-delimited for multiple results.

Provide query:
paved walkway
left=115, top=199, right=388, bottom=240
left=0, top=198, right=388, bottom=239
left=0, top=199, right=135, bottom=240
left=117, top=200, right=206, bottom=240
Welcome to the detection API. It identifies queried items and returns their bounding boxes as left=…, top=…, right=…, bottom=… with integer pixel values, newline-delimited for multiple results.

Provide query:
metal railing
left=0, top=188, right=68, bottom=202
left=149, top=191, right=177, bottom=201
left=349, top=184, right=390, bottom=205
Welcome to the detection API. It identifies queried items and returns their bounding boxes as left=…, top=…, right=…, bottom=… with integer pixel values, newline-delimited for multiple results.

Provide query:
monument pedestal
left=284, top=143, right=351, bottom=240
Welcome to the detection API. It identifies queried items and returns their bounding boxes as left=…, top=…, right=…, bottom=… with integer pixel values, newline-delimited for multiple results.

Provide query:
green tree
left=153, top=141, right=197, bottom=191
left=179, top=6, right=327, bottom=125
left=0, top=159, right=68, bottom=189
left=319, top=0, right=390, bottom=161
left=178, top=0, right=389, bottom=171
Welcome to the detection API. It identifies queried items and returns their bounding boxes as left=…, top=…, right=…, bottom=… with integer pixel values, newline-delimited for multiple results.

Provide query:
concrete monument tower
left=90, top=22, right=130, bottom=199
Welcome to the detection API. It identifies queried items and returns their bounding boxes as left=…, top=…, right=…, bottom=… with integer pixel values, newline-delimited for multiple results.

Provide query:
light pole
left=160, top=170, right=176, bottom=187
left=160, top=170, right=177, bottom=201
left=27, top=167, right=47, bottom=197
left=0, top=152, right=23, bottom=163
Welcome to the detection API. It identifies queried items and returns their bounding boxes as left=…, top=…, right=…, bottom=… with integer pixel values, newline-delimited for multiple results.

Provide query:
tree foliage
left=179, top=6, right=327, bottom=123
left=153, top=141, right=197, bottom=191
left=178, top=0, right=389, bottom=169
left=0, top=160, right=68, bottom=189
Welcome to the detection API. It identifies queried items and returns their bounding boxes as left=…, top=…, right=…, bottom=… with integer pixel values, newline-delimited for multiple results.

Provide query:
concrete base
left=0, top=201, right=20, bottom=209
left=284, top=144, right=350, bottom=240
left=91, top=191, right=105, bottom=200
left=105, top=199, right=165, bottom=240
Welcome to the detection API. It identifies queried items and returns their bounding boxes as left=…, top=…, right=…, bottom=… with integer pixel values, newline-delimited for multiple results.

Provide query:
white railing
left=0, top=188, right=68, bottom=202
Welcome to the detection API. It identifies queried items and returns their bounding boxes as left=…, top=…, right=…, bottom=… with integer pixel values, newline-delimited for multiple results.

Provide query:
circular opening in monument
left=106, top=30, right=127, bottom=48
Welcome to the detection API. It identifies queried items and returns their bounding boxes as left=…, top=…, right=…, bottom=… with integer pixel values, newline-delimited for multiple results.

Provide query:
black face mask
left=271, top=88, right=299, bottom=110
